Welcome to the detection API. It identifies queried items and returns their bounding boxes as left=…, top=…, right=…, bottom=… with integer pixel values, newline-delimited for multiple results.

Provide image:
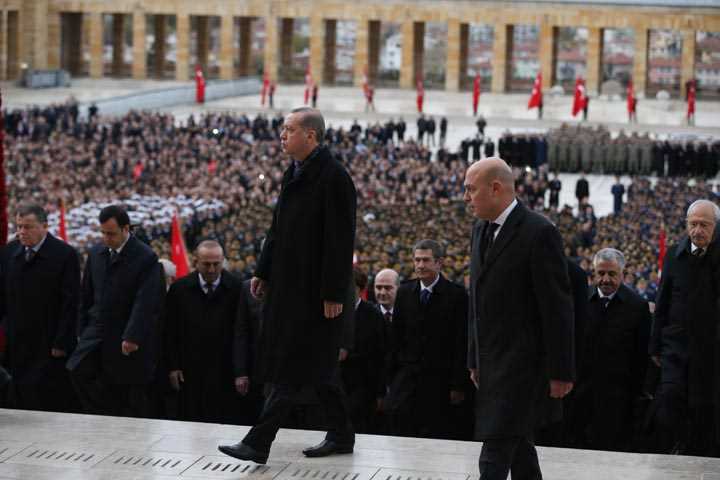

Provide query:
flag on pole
left=195, top=65, right=205, bottom=104
left=687, top=81, right=696, bottom=120
left=572, top=77, right=587, bottom=117
left=528, top=72, right=543, bottom=110
left=627, top=79, right=636, bottom=117
left=304, top=65, right=313, bottom=105
left=472, top=74, right=481, bottom=116
left=658, top=224, right=667, bottom=274
left=261, top=72, right=269, bottom=106
left=416, top=76, right=424, bottom=113
left=171, top=212, right=190, bottom=279
left=58, top=199, right=68, bottom=242
left=362, top=65, right=369, bottom=99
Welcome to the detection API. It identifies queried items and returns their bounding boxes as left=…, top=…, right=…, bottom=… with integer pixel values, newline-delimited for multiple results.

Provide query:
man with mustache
left=651, top=199, right=720, bottom=456
left=569, top=248, right=651, bottom=451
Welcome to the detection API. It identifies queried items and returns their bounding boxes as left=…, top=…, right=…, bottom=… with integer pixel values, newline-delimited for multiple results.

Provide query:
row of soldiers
left=499, top=125, right=720, bottom=177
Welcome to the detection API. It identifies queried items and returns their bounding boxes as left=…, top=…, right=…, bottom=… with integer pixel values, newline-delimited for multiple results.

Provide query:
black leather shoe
left=302, top=440, right=354, bottom=457
left=218, top=442, right=269, bottom=464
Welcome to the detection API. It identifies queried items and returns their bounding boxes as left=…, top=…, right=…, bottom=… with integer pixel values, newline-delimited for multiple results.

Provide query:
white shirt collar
left=380, top=304, right=393, bottom=316
left=597, top=288, right=616, bottom=300
left=199, top=273, right=222, bottom=292
left=30, top=234, right=48, bottom=252
left=355, top=297, right=362, bottom=310
left=111, top=234, right=131, bottom=255
left=491, top=198, right=518, bottom=238
left=691, top=242, right=704, bottom=254
left=420, top=274, right=440, bottom=292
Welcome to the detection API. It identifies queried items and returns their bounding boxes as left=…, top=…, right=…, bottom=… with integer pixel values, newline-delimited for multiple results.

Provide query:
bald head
left=463, top=157, right=515, bottom=220
left=374, top=268, right=399, bottom=309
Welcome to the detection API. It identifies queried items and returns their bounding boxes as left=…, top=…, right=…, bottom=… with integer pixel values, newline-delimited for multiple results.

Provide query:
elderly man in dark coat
left=219, top=107, right=357, bottom=465
left=651, top=199, right=720, bottom=456
left=67, top=205, right=164, bottom=418
left=0, top=203, right=80, bottom=412
left=164, top=240, right=244, bottom=423
left=464, top=157, right=575, bottom=480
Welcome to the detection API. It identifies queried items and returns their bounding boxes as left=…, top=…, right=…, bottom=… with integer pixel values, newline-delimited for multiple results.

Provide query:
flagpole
left=0, top=89, right=7, bottom=246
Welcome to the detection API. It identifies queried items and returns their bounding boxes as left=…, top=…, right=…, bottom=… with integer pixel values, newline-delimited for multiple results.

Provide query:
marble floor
left=0, top=409, right=719, bottom=479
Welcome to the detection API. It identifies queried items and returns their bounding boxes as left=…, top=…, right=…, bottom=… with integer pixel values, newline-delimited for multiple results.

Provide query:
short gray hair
left=16, top=203, right=48, bottom=223
left=291, top=107, right=325, bottom=144
left=413, top=239, right=444, bottom=259
left=196, top=239, right=224, bottom=255
left=593, top=248, right=626, bottom=270
left=687, top=199, right=720, bottom=221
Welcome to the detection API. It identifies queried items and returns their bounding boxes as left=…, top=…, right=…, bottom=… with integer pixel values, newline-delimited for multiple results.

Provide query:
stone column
left=368, top=20, right=380, bottom=84
left=353, top=17, right=368, bottom=87
left=539, top=22, right=555, bottom=90
left=680, top=29, right=696, bottom=98
left=47, top=9, right=61, bottom=69
left=7, top=10, right=18, bottom=79
left=61, top=13, right=83, bottom=75
left=263, top=14, right=278, bottom=82
left=491, top=24, right=510, bottom=93
left=586, top=27, right=603, bottom=95
left=309, top=14, right=324, bottom=84
left=153, top=15, right=166, bottom=78
left=413, top=22, right=425, bottom=84
left=0, top=11, right=7, bottom=80
left=400, top=19, right=414, bottom=88
left=196, top=16, right=209, bottom=72
left=633, top=27, right=648, bottom=97
left=445, top=18, right=461, bottom=91
left=176, top=13, right=190, bottom=81
left=89, top=12, right=103, bottom=78
left=132, top=10, right=146, bottom=79
left=459, top=23, right=469, bottom=89
left=238, top=17, right=252, bottom=76
left=20, top=0, right=49, bottom=70
left=323, top=19, right=336, bottom=84
left=219, top=14, right=234, bottom=80
left=112, top=14, right=125, bottom=76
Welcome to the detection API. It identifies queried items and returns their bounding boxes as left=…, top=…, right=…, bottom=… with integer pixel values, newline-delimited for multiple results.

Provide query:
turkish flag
left=58, top=198, right=68, bottom=242
left=133, top=162, right=144, bottom=181
left=362, top=64, right=369, bottom=99
left=687, top=82, right=696, bottom=118
left=261, top=72, right=269, bottom=106
left=304, top=65, right=313, bottom=105
left=572, top=78, right=587, bottom=117
left=208, top=159, right=217, bottom=175
left=528, top=72, right=542, bottom=109
left=472, top=74, right=481, bottom=116
left=171, top=212, right=190, bottom=279
left=416, top=77, right=424, bottom=113
left=658, top=225, right=667, bottom=274
left=627, top=80, right=635, bottom=115
left=195, top=65, right=205, bottom=104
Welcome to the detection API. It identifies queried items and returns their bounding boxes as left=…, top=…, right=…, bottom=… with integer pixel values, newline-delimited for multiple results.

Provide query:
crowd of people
left=2, top=103, right=720, bottom=460
left=498, top=124, right=720, bottom=177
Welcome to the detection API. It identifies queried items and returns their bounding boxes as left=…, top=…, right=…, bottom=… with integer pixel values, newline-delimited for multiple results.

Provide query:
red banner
left=58, top=199, right=68, bottom=242
left=627, top=80, right=635, bottom=115
left=195, top=65, right=205, bottom=104
left=472, top=74, right=481, bottom=116
left=528, top=72, right=542, bottom=110
left=687, top=82, right=696, bottom=118
left=572, top=77, right=587, bottom=117
left=416, top=77, right=424, bottom=113
left=171, top=212, right=190, bottom=279
left=261, top=72, right=269, bottom=106
left=658, top=225, right=667, bottom=273
left=304, top=65, right=313, bottom=105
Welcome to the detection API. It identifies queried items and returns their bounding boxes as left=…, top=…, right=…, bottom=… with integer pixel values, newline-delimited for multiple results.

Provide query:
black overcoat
left=255, top=145, right=357, bottom=385
left=468, top=201, right=575, bottom=439
left=67, top=236, right=164, bottom=385
left=164, top=270, right=243, bottom=422
left=0, top=235, right=79, bottom=384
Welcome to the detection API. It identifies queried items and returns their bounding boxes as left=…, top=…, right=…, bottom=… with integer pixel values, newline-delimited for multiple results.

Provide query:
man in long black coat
left=219, top=107, right=357, bottom=465
left=67, top=205, right=164, bottom=417
left=0, top=203, right=80, bottom=412
left=386, top=239, right=470, bottom=440
left=464, top=157, right=575, bottom=480
left=164, top=240, right=244, bottom=423
left=571, top=248, right=651, bottom=451
left=651, top=199, right=720, bottom=456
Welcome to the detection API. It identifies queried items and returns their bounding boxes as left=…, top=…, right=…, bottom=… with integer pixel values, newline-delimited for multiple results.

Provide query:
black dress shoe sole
left=217, top=445, right=268, bottom=464
left=302, top=446, right=354, bottom=457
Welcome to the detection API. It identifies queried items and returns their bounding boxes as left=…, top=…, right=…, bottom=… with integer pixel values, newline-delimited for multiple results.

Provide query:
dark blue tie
left=420, top=289, right=431, bottom=305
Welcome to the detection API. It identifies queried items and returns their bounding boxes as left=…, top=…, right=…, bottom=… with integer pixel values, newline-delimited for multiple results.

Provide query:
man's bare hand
left=324, top=301, right=343, bottom=319
left=50, top=348, right=66, bottom=358
left=450, top=390, right=465, bottom=405
left=169, top=370, right=184, bottom=391
left=469, top=368, right=479, bottom=389
left=549, top=380, right=573, bottom=398
left=651, top=355, right=661, bottom=367
left=121, top=341, right=139, bottom=356
left=235, top=376, right=250, bottom=395
left=338, top=348, right=349, bottom=361
left=250, top=277, right=266, bottom=300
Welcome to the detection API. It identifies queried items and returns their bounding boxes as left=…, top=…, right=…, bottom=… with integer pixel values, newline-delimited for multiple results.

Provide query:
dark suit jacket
left=468, top=201, right=575, bottom=439
left=386, top=275, right=468, bottom=411
left=68, top=235, right=164, bottom=385
left=234, top=278, right=263, bottom=380
left=0, top=235, right=80, bottom=383
left=341, top=300, right=387, bottom=398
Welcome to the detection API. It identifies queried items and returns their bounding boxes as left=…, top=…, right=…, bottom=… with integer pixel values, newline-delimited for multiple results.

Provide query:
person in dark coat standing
left=611, top=176, right=625, bottom=215
left=386, top=239, right=470, bottom=440
left=219, top=107, right=357, bottom=465
left=67, top=205, right=164, bottom=418
left=164, top=240, right=244, bottom=423
left=549, top=172, right=562, bottom=210
left=464, top=158, right=575, bottom=480
left=396, top=117, right=406, bottom=143
left=340, top=266, right=387, bottom=434
left=651, top=199, right=720, bottom=456
left=0, top=203, right=80, bottom=412
left=571, top=248, right=651, bottom=451
left=575, top=173, right=590, bottom=207
left=439, top=117, right=448, bottom=149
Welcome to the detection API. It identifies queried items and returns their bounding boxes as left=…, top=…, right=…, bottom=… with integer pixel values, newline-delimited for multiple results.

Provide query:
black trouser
left=243, top=382, right=354, bottom=453
left=656, top=329, right=717, bottom=456
left=69, top=347, right=151, bottom=418
left=479, top=436, right=542, bottom=480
